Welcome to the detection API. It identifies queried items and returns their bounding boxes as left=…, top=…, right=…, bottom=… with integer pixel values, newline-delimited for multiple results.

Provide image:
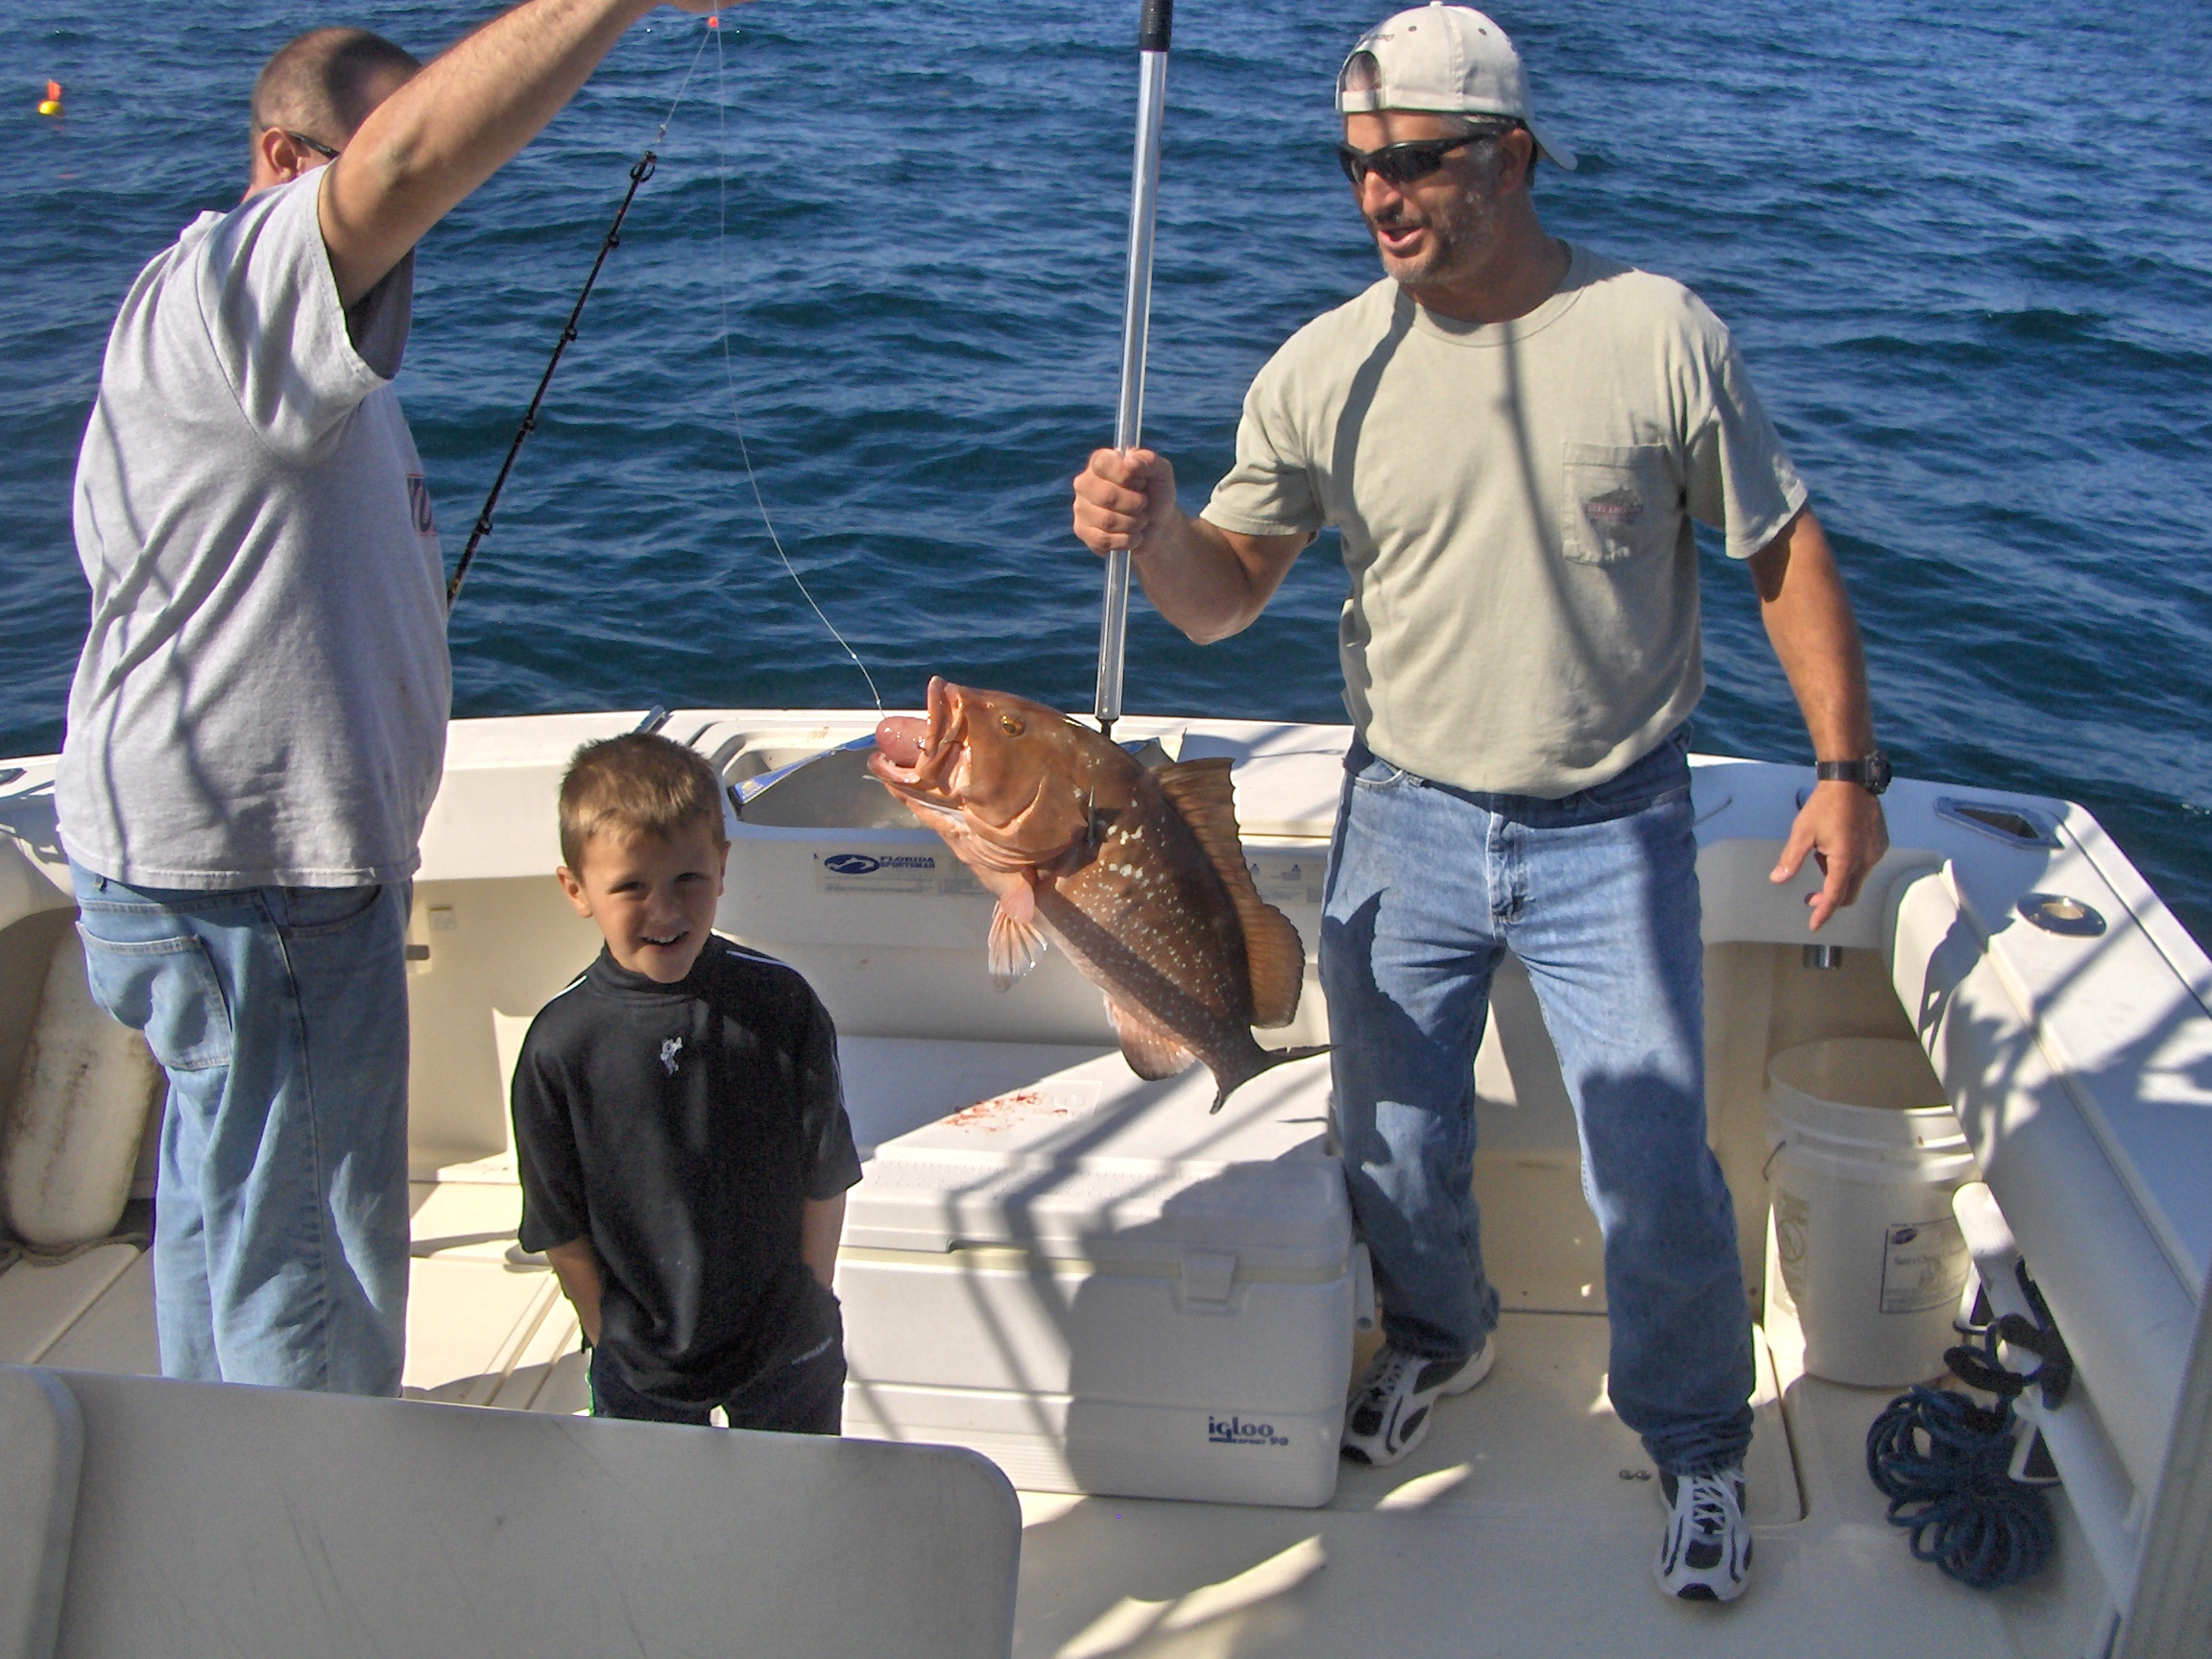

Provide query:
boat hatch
left=1934, top=796, right=2060, bottom=849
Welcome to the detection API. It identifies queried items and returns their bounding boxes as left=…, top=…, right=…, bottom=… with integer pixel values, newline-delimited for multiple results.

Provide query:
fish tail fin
left=1210, top=1044, right=1334, bottom=1114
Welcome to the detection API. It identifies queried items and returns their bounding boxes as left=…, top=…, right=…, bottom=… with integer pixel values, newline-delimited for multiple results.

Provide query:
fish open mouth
left=870, top=675, right=963, bottom=799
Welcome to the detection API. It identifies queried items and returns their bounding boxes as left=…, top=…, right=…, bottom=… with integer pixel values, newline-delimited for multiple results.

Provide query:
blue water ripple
left=2, top=0, right=2207, bottom=946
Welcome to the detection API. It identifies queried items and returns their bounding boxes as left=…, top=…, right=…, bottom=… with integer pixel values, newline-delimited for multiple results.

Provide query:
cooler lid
left=838, top=1038, right=1347, bottom=1268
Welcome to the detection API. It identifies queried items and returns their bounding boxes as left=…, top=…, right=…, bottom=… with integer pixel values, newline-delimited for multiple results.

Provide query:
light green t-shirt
left=1204, top=244, right=1807, bottom=798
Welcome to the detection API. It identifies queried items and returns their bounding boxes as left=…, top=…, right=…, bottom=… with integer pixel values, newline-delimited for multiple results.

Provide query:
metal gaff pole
left=1093, top=0, right=1172, bottom=741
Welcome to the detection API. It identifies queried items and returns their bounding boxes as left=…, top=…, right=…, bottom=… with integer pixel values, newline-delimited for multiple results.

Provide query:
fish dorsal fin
left=1105, top=995, right=1197, bottom=1082
left=1151, top=758, right=1308, bottom=1029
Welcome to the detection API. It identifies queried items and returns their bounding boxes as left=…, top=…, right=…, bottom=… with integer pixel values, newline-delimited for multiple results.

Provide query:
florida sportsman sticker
left=817, top=851, right=939, bottom=894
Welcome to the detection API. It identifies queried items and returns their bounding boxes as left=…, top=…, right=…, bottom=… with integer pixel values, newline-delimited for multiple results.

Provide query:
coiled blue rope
left=1864, top=1383, right=2054, bottom=1590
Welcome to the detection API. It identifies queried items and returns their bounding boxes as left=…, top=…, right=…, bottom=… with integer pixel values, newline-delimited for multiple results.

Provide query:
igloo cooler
left=833, top=1036, right=1362, bottom=1507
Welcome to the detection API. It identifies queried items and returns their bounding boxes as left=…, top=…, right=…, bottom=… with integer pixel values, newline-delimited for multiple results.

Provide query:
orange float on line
left=37, top=80, right=62, bottom=117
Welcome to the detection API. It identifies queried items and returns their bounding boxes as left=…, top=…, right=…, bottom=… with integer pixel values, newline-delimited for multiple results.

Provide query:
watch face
left=1866, top=751, right=1892, bottom=795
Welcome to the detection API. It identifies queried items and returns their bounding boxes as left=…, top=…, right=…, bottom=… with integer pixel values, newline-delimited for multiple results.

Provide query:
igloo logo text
left=1207, top=1414, right=1288, bottom=1448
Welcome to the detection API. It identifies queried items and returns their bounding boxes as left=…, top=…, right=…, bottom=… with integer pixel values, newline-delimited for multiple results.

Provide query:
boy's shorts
left=589, top=1278, right=845, bottom=1434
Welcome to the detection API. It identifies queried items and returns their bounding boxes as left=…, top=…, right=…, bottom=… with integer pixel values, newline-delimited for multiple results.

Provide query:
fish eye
left=999, top=714, right=1025, bottom=736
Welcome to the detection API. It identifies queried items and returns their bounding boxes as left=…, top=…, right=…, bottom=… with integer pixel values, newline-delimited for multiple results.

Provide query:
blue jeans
left=69, top=864, right=411, bottom=1395
left=1319, top=732, right=1755, bottom=1476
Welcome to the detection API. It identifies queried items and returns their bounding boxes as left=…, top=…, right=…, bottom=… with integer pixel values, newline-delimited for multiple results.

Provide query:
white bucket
left=1765, top=1038, right=1980, bottom=1387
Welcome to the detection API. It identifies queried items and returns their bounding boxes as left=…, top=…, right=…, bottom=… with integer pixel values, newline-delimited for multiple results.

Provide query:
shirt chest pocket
left=1560, top=443, right=1680, bottom=565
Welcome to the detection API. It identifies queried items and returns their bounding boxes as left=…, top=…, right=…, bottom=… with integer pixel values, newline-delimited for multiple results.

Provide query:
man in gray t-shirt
left=60, top=0, right=712, bottom=1397
left=1073, top=5, right=1889, bottom=1606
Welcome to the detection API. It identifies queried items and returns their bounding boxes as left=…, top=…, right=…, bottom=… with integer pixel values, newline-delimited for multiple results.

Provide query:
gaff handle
left=1138, top=0, right=1173, bottom=51
left=1094, top=0, right=1173, bottom=737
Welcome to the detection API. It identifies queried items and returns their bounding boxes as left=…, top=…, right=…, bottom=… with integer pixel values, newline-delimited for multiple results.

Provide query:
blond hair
left=558, top=733, right=727, bottom=871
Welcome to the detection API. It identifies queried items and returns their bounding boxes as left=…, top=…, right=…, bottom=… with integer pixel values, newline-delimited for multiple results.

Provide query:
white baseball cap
left=1336, top=4, right=1577, bottom=172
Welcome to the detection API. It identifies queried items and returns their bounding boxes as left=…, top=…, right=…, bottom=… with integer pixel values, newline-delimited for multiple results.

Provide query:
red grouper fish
left=870, top=678, right=1329, bottom=1112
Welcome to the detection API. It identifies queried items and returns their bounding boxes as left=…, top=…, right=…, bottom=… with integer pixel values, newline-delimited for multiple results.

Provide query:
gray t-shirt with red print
left=60, top=168, right=448, bottom=888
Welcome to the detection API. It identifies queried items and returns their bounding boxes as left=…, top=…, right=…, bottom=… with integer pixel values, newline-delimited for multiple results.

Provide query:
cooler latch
left=1179, top=1250, right=1238, bottom=1310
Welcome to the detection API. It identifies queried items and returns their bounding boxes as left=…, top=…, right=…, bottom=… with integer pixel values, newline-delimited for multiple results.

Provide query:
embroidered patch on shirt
left=1582, top=487, right=1646, bottom=525
left=659, top=1036, right=684, bottom=1076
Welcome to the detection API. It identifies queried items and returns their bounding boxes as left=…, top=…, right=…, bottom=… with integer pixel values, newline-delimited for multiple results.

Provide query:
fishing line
left=445, top=24, right=714, bottom=610
left=708, top=21, right=883, bottom=712
left=447, top=19, right=884, bottom=719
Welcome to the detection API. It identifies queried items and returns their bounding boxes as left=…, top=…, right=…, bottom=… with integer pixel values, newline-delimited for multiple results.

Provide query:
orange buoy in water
left=37, top=80, right=62, bottom=117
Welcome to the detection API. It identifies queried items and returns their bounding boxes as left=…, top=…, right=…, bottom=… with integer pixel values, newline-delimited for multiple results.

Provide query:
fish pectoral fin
left=1152, top=757, right=1308, bottom=1027
left=987, top=894, right=1048, bottom=989
left=1105, top=996, right=1197, bottom=1081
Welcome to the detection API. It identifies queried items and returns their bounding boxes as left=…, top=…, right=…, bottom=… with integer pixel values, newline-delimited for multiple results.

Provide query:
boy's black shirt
left=512, top=935, right=861, bottom=1407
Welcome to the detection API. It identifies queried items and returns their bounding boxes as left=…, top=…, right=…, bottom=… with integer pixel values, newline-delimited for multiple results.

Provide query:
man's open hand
left=1770, top=780, right=1889, bottom=930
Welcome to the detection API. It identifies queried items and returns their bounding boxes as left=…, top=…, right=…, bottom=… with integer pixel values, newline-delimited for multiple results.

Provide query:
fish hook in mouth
left=871, top=676, right=963, bottom=793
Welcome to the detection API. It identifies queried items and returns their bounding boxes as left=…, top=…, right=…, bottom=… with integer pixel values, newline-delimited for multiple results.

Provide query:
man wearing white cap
left=1072, top=2, right=1888, bottom=1603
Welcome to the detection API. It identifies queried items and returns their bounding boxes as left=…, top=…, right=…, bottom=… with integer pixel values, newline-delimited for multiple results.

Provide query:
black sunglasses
left=1335, top=124, right=1519, bottom=188
left=281, top=130, right=343, bottom=161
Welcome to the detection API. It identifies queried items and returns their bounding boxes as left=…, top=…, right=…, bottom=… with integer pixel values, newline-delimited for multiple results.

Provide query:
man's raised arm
left=322, top=0, right=718, bottom=306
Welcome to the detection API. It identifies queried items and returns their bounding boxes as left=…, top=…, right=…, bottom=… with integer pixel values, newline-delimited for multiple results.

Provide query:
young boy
left=512, top=733, right=861, bottom=1431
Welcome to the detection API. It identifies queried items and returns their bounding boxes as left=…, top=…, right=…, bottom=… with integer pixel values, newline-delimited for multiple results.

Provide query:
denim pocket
left=1575, top=733, right=1694, bottom=819
left=75, top=925, right=233, bottom=1071
left=1581, top=771, right=1693, bottom=819
left=1562, top=443, right=1678, bottom=565
left=1351, top=756, right=1411, bottom=792
left=281, top=884, right=386, bottom=939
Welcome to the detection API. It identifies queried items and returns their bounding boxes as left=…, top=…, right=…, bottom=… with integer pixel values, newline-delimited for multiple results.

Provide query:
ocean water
left=5, top=0, right=2208, bottom=947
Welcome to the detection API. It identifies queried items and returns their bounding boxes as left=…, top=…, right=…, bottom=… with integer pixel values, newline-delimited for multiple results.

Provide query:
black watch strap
left=1815, top=750, right=1891, bottom=796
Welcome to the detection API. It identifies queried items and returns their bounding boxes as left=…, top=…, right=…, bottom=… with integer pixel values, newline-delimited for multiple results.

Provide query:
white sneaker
left=1340, top=1334, right=1495, bottom=1467
left=1655, top=1468, right=1753, bottom=1602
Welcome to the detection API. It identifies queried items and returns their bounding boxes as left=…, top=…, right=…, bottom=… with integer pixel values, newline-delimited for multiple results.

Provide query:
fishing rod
left=445, top=24, right=714, bottom=611
left=442, top=18, right=882, bottom=710
left=444, top=151, right=654, bottom=609
left=1092, top=0, right=1172, bottom=743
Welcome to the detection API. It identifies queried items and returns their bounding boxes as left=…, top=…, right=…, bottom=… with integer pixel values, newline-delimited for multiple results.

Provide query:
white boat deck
left=0, top=1166, right=2105, bottom=1658
left=5, top=708, right=2206, bottom=1656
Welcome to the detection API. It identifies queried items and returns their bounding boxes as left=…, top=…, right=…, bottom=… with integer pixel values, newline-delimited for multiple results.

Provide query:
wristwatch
left=1815, top=751, right=1891, bottom=796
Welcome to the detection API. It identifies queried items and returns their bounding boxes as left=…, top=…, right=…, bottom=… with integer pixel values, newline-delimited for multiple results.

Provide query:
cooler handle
left=1179, top=1250, right=1238, bottom=1310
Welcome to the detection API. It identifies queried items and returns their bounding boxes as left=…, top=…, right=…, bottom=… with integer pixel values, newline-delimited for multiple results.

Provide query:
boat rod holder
left=1093, top=0, right=1172, bottom=740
